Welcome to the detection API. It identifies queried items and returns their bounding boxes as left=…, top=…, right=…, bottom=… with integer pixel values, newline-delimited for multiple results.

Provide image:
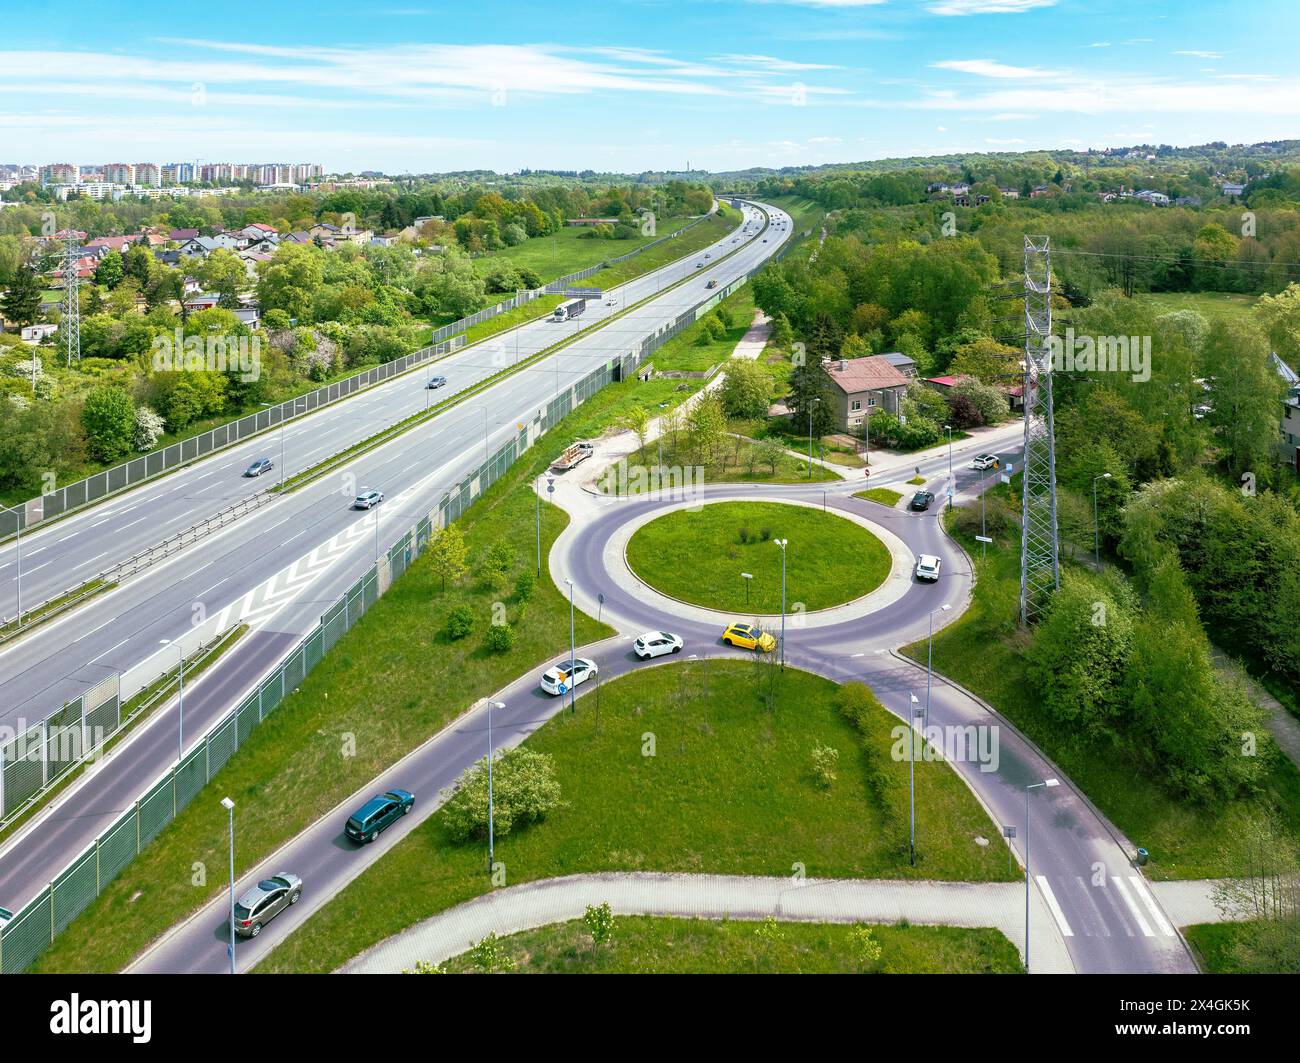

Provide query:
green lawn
left=901, top=511, right=1300, bottom=881
left=437, top=914, right=1022, bottom=974
left=583, top=208, right=744, bottom=291
left=856, top=487, right=903, bottom=508
left=258, top=661, right=1015, bottom=973
left=1135, top=290, right=1261, bottom=324
left=650, top=285, right=758, bottom=374
left=472, top=214, right=698, bottom=282
left=625, top=500, right=891, bottom=613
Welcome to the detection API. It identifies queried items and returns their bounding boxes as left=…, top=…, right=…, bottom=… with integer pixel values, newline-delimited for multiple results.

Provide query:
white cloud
left=1174, top=50, right=1224, bottom=59
left=931, top=59, right=1059, bottom=78
left=927, top=0, right=1057, bottom=14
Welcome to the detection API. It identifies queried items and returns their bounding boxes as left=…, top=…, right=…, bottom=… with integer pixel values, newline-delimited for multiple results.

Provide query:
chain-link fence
left=0, top=201, right=761, bottom=975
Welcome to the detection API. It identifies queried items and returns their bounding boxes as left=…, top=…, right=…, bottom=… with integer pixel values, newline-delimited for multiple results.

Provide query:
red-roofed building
left=85, top=234, right=144, bottom=254
left=822, top=356, right=910, bottom=432
left=925, top=375, right=959, bottom=389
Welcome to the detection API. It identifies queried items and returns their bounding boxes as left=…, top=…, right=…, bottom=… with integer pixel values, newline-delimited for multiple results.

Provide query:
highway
left=129, top=426, right=1192, bottom=975
left=0, top=201, right=791, bottom=917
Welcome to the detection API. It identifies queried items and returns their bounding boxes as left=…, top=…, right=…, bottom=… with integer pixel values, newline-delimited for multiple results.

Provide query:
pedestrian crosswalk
left=1035, top=869, right=1179, bottom=941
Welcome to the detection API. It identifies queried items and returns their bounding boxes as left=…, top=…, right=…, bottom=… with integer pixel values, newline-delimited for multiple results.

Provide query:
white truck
left=551, top=440, right=594, bottom=471
left=552, top=298, right=586, bottom=322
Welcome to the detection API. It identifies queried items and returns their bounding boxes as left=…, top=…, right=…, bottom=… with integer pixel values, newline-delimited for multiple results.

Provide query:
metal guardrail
left=0, top=200, right=760, bottom=974
left=0, top=491, right=277, bottom=644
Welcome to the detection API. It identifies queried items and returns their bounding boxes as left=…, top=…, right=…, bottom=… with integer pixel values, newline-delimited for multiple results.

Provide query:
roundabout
left=625, top=499, right=893, bottom=614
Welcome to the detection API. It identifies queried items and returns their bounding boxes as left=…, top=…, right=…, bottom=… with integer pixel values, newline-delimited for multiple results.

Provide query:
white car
left=633, top=631, right=683, bottom=660
left=540, top=657, right=598, bottom=696
left=915, top=554, right=942, bottom=582
left=970, top=454, right=999, bottom=471
left=353, top=490, right=384, bottom=510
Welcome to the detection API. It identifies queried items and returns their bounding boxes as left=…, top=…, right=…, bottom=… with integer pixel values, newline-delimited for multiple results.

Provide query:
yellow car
left=721, top=622, right=777, bottom=652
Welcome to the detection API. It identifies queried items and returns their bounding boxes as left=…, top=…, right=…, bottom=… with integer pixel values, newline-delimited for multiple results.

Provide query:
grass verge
left=437, top=914, right=1022, bottom=974
left=626, top=500, right=891, bottom=613
left=856, top=488, right=903, bottom=508
left=257, top=660, right=1015, bottom=973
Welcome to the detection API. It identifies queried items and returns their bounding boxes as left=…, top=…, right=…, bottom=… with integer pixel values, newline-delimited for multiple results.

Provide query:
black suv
left=909, top=490, right=935, bottom=511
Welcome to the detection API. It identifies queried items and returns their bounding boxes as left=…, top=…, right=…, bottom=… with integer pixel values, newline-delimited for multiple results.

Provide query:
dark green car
left=345, top=789, right=415, bottom=843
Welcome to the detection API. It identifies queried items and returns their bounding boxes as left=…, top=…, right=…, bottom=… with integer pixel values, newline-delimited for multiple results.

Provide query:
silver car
left=232, top=873, right=302, bottom=937
left=353, top=490, right=384, bottom=510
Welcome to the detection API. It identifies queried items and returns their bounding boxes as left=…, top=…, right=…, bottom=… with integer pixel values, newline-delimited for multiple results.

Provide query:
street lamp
left=159, top=638, right=184, bottom=761
left=1024, top=778, right=1059, bottom=973
left=564, top=577, right=576, bottom=712
left=1092, top=473, right=1112, bottom=563
left=260, top=402, right=287, bottom=490
left=741, top=571, right=753, bottom=608
left=807, top=399, right=821, bottom=479
left=487, top=701, right=504, bottom=875
left=476, top=405, right=490, bottom=463
left=908, top=694, right=922, bottom=866
left=774, top=539, right=788, bottom=667
left=944, top=424, right=953, bottom=511
left=924, top=604, right=950, bottom=729
left=10, top=507, right=21, bottom=630
left=373, top=496, right=382, bottom=563
left=220, top=796, right=235, bottom=974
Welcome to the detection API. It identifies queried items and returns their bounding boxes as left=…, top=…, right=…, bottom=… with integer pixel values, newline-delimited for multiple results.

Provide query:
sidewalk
left=340, top=871, right=1063, bottom=973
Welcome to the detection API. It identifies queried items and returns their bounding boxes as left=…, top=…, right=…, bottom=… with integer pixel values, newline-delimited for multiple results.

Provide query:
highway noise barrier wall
left=0, top=203, right=772, bottom=973
left=0, top=210, right=715, bottom=542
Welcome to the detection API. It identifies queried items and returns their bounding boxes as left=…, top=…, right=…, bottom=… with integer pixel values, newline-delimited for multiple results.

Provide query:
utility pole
left=61, top=228, right=81, bottom=368
left=1024, top=778, right=1059, bottom=972
left=774, top=539, right=788, bottom=667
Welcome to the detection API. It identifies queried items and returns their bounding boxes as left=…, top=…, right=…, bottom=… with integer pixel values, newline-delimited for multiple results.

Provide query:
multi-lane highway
left=0, top=201, right=791, bottom=916
left=128, top=427, right=1193, bottom=975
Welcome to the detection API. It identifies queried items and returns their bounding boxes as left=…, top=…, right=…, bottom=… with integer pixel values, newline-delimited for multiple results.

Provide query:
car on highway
left=345, top=789, right=415, bottom=843
left=721, top=622, right=777, bottom=652
left=705, top=252, right=711, bottom=259
left=909, top=490, right=935, bottom=511
left=705, top=279, right=718, bottom=289
left=232, top=873, right=302, bottom=938
left=696, top=261, right=705, bottom=268
left=244, top=458, right=274, bottom=477
left=352, top=489, right=384, bottom=510
left=606, top=298, right=617, bottom=306
left=540, top=657, right=598, bottom=696
left=426, top=375, right=447, bottom=390
left=970, top=454, right=999, bottom=471
left=633, top=631, right=683, bottom=659
left=915, top=554, right=942, bottom=582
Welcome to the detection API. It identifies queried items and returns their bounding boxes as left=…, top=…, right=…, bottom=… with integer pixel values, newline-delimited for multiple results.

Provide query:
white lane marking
left=196, top=577, right=229, bottom=598
left=1128, top=876, right=1175, bottom=936
left=89, top=517, right=110, bottom=528
left=89, top=637, right=131, bottom=664
left=121, top=517, right=149, bottom=530
left=1110, top=874, right=1154, bottom=936
left=1035, top=875, right=1074, bottom=937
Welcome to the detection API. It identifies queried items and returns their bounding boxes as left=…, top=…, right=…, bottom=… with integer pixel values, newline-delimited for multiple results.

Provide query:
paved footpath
left=340, top=871, right=1060, bottom=973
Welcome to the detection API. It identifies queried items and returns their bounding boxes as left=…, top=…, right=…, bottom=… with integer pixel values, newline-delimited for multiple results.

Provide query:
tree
left=469, top=932, right=513, bottom=973
left=1, top=265, right=42, bottom=329
left=583, top=903, right=615, bottom=949
left=1203, top=317, right=1283, bottom=482
left=485, top=621, right=516, bottom=653
left=810, top=743, right=839, bottom=788
left=428, top=522, right=468, bottom=590
left=257, top=243, right=324, bottom=322
left=443, top=604, right=475, bottom=640
left=619, top=405, right=651, bottom=454
left=133, top=406, right=165, bottom=452
left=948, top=336, right=1020, bottom=385
left=202, top=248, right=246, bottom=308
left=93, top=250, right=125, bottom=290
left=718, top=359, right=773, bottom=420
left=81, top=386, right=136, bottom=463
left=755, top=438, right=785, bottom=475
left=687, top=391, right=727, bottom=464
left=786, top=361, right=834, bottom=437
left=440, top=746, right=562, bottom=841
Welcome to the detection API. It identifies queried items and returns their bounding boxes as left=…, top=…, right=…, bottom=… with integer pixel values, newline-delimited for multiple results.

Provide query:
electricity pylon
left=61, top=229, right=81, bottom=368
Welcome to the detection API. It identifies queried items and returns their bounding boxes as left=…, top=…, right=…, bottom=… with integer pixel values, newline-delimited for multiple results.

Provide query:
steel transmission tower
left=61, top=229, right=81, bottom=368
left=1018, top=236, right=1060, bottom=624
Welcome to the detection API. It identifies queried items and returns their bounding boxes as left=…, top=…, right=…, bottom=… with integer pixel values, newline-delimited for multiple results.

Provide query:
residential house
left=1133, top=189, right=1170, bottom=206
left=21, top=323, right=58, bottom=343
left=238, top=249, right=273, bottom=281
left=335, top=227, right=373, bottom=246
left=880, top=352, right=918, bottom=379
left=238, top=222, right=278, bottom=242
left=168, top=227, right=200, bottom=243
left=1274, top=354, right=1300, bottom=468
left=178, top=234, right=241, bottom=259
left=821, top=356, right=910, bottom=433
left=998, top=187, right=1020, bottom=199
left=1222, top=182, right=1246, bottom=197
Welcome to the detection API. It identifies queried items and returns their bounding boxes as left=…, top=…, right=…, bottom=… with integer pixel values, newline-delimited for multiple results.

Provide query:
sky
left=1, top=0, right=1296, bottom=174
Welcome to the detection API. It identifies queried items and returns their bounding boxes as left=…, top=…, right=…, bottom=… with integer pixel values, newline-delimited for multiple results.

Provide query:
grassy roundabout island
left=625, top=500, right=892, bottom=613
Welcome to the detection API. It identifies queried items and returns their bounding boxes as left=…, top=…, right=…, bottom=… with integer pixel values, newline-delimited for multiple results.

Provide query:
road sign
left=1000, top=474, right=1011, bottom=484
left=975, top=535, right=993, bottom=543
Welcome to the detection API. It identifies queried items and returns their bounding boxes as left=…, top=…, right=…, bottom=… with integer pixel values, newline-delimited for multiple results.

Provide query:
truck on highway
left=552, top=297, right=586, bottom=322
left=705, top=278, right=718, bottom=289
left=551, top=441, right=594, bottom=471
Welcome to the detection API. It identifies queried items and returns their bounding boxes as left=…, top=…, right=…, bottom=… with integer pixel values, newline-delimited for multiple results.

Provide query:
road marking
left=89, top=637, right=131, bottom=664
left=1128, top=876, right=1175, bottom=936
left=1035, top=875, right=1074, bottom=937
left=1110, top=874, right=1154, bottom=936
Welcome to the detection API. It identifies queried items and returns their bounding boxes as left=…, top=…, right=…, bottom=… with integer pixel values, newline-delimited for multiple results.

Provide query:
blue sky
left=2, top=0, right=1295, bottom=173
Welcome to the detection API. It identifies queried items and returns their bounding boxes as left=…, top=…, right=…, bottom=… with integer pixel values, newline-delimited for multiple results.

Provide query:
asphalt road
left=131, top=426, right=1192, bottom=975
left=0, top=202, right=789, bottom=916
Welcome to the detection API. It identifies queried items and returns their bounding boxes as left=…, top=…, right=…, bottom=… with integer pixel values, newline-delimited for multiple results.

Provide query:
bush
left=810, top=743, right=840, bottom=788
left=514, top=569, right=535, bottom=603
left=81, top=386, right=136, bottom=463
left=440, top=746, right=563, bottom=841
left=443, top=604, right=476, bottom=640
left=835, top=681, right=885, bottom=733
left=485, top=621, right=516, bottom=653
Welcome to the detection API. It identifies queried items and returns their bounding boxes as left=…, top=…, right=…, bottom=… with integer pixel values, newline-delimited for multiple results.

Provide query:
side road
left=339, top=872, right=1045, bottom=973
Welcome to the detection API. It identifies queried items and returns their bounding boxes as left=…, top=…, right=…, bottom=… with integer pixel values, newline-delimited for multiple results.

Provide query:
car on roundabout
left=721, top=623, right=776, bottom=652
left=915, top=554, right=942, bottom=582
left=540, top=657, right=598, bottom=696
left=909, top=490, right=934, bottom=511
left=633, top=631, right=683, bottom=659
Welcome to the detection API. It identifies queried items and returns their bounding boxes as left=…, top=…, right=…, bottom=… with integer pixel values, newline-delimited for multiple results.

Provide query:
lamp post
left=908, top=694, right=922, bottom=866
left=160, top=638, right=184, bottom=761
left=12, top=509, right=20, bottom=630
left=1024, top=778, right=1060, bottom=973
left=373, top=497, right=381, bottom=563
left=260, top=402, right=287, bottom=489
left=944, top=424, right=953, bottom=511
left=487, top=700, right=504, bottom=875
left=1092, top=473, right=1112, bottom=563
left=741, top=571, right=753, bottom=608
left=564, top=577, right=576, bottom=712
left=807, top=398, right=820, bottom=479
left=774, top=539, right=788, bottom=667
left=221, top=796, right=235, bottom=974
left=925, top=604, right=950, bottom=729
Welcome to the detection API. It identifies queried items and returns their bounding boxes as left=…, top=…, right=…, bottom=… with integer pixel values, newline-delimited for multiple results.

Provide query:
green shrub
left=485, top=621, right=516, bottom=653
left=444, top=604, right=476, bottom=641
left=440, top=746, right=563, bottom=841
left=514, top=569, right=535, bottom=603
